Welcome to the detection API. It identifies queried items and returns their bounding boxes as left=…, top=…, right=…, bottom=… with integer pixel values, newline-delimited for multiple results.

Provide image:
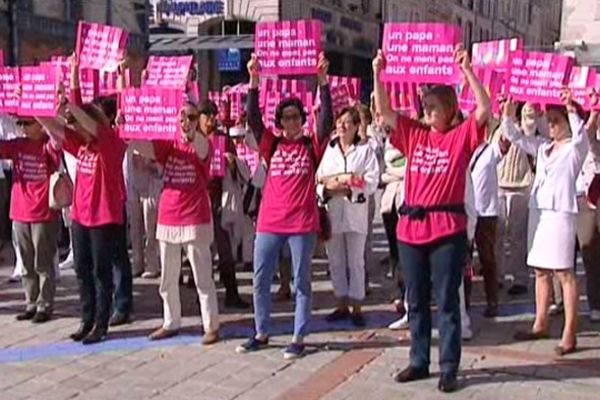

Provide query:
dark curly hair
left=274, top=97, right=307, bottom=130
left=198, top=100, right=219, bottom=116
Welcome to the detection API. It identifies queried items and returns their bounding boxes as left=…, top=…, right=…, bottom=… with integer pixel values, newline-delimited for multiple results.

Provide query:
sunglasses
left=181, top=114, right=199, bottom=122
left=281, top=114, right=302, bottom=122
left=17, top=120, right=36, bottom=127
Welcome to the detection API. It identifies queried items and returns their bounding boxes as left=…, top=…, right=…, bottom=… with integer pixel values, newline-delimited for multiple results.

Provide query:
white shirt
left=502, top=114, right=588, bottom=214
left=575, top=131, right=600, bottom=195
left=316, top=139, right=380, bottom=235
left=469, top=141, right=503, bottom=217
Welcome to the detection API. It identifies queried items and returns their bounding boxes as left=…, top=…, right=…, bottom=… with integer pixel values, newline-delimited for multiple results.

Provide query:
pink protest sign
left=0, top=68, right=20, bottom=114
left=331, top=84, right=353, bottom=116
left=255, top=20, right=322, bottom=75
left=18, top=66, right=58, bottom=117
left=506, top=51, right=575, bottom=105
left=118, top=87, right=182, bottom=140
left=384, top=82, right=421, bottom=118
left=51, top=56, right=99, bottom=103
left=569, top=66, right=596, bottom=109
left=458, top=68, right=504, bottom=113
left=381, top=23, right=462, bottom=84
left=76, top=21, right=129, bottom=72
left=209, top=134, right=227, bottom=177
left=329, top=76, right=361, bottom=100
left=228, top=91, right=244, bottom=122
left=99, top=69, right=130, bottom=95
left=259, top=78, right=308, bottom=109
left=236, top=142, right=259, bottom=176
left=263, top=92, right=281, bottom=131
left=144, top=56, right=193, bottom=88
left=472, top=38, right=522, bottom=70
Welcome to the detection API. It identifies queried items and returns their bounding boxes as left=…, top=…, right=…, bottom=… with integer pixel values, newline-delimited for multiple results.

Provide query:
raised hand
left=316, top=52, right=330, bottom=85
left=453, top=44, right=471, bottom=73
left=372, top=50, right=385, bottom=78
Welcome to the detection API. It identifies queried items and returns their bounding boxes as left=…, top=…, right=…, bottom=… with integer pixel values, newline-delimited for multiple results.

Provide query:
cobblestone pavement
left=1, top=219, right=599, bottom=400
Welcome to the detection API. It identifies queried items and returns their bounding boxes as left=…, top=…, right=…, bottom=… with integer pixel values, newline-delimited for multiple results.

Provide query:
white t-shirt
left=469, top=141, right=503, bottom=217
left=575, top=132, right=600, bottom=196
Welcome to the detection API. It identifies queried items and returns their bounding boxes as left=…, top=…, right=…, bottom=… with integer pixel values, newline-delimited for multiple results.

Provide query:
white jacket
left=316, top=139, right=380, bottom=234
left=502, top=114, right=588, bottom=214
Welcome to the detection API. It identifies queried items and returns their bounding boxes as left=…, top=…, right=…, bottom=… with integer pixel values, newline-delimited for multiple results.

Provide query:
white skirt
left=527, top=208, right=576, bottom=270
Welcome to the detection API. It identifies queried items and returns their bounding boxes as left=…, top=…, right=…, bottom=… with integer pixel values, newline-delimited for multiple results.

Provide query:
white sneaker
left=388, top=314, right=409, bottom=330
left=590, top=309, right=600, bottom=323
left=462, top=326, right=473, bottom=341
left=59, top=254, right=74, bottom=270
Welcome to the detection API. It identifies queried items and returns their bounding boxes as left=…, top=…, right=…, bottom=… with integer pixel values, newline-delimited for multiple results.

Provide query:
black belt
left=398, top=203, right=466, bottom=221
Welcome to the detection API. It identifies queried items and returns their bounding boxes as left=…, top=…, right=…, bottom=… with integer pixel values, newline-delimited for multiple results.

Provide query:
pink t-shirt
left=63, top=126, right=127, bottom=227
left=257, top=130, right=321, bottom=234
left=0, top=138, right=60, bottom=223
left=153, top=139, right=212, bottom=226
left=390, top=114, right=486, bottom=245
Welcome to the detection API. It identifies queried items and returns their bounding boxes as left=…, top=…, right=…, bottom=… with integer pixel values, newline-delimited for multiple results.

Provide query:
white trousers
left=326, top=232, right=367, bottom=301
left=129, top=191, right=159, bottom=274
left=159, top=229, right=220, bottom=333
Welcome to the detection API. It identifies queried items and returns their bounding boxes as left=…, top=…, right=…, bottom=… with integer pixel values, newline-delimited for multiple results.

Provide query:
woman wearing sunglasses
left=128, top=101, right=221, bottom=345
left=502, top=90, right=599, bottom=356
left=0, top=116, right=61, bottom=324
left=236, top=52, right=334, bottom=359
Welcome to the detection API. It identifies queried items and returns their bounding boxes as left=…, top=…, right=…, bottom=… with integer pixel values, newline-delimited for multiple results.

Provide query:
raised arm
left=455, top=45, right=491, bottom=128
left=372, top=50, right=397, bottom=129
left=36, top=117, right=67, bottom=141
left=585, top=90, right=600, bottom=140
left=64, top=102, right=98, bottom=138
left=315, top=53, right=334, bottom=144
left=500, top=99, right=544, bottom=156
left=245, top=54, right=266, bottom=143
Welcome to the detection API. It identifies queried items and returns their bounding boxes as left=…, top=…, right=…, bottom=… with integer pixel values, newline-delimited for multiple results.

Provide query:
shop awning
left=149, top=34, right=375, bottom=59
left=149, top=34, right=255, bottom=52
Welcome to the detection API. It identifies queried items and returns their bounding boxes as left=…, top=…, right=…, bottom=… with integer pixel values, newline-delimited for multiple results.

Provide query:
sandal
left=554, top=340, right=577, bottom=356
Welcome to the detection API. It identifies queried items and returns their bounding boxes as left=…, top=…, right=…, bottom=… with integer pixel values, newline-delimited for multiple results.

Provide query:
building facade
left=383, top=0, right=562, bottom=52
left=1, top=0, right=148, bottom=82
left=149, top=0, right=383, bottom=99
left=559, top=0, right=600, bottom=66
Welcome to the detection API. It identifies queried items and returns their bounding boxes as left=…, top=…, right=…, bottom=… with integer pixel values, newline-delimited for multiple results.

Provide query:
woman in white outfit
left=317, top=106, right=380, bottom=326
left=502, top=91, right=598, bottom=355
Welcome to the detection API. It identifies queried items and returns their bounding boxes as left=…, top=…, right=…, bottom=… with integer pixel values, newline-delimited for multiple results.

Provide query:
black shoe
left=483, top=304, right=499, bottom=318
left=15, top=309, right=36, bottom=321
left=82, top=327, right=107, bottom=345
left=225, top=296, right=250, bottom=309
left=507, top=284, right=527, bottom=296
left=394, top=366, right=430, bottom=383
left=109, top=312, right=131, bottom=327
left=325, top=308, right=350, bottom=322
left=351, top=312, right=366, bottom=327
left=438, top=372, right=458, bottom=393
left=32, top=310, right=51, bottom=323
left=70, top=324, right=93, bottom=342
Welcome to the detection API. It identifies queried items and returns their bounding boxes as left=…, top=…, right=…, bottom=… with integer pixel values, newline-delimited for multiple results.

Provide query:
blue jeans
left=253, top=233, right=317, bottom=339
left=398, top=233, right=467, bottom=374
